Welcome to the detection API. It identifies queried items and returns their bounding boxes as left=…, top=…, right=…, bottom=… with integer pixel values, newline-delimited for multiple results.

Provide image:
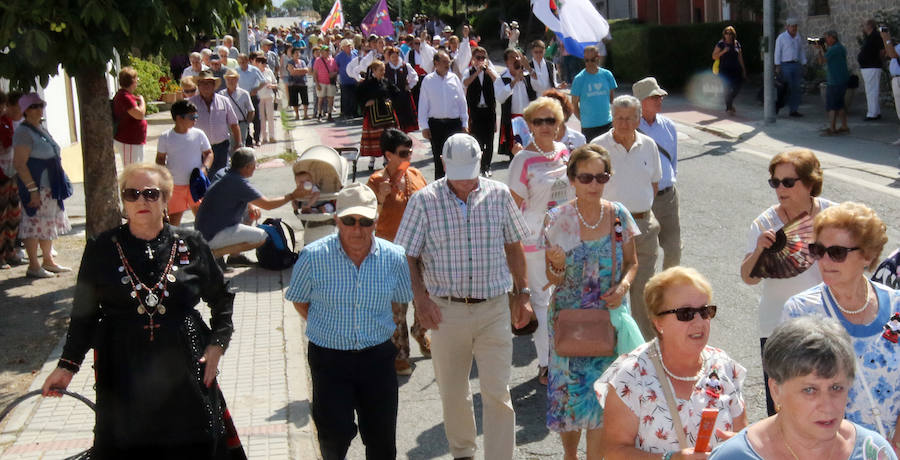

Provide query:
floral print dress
left=543, top=201, right=641, bottom=432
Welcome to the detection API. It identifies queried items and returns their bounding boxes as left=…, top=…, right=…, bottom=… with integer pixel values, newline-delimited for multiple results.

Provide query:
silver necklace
left=655, top=340, right=705, bottom=382
left=532, top=142, right=556, bottom=160
left=828, top=279, right=871, bottom=315
left=575, top=199, right=604, bottom=230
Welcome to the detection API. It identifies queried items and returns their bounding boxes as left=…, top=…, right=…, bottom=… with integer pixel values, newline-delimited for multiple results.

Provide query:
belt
left=631, top=211, right=650, bottom=220
left=656, top=186, right=673, bottom=196
left=448, top=297, right=486, bottom=304
left=429, top=117, right=461, bottom=122
left=782, top=60, right=799, bottom=64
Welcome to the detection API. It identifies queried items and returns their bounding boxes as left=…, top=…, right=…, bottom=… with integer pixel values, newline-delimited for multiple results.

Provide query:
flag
left=320, top=0, right=344, bottom=33
left=360, top=0, right=395, bottom=37
left=531, top=0, right=609, bottom=58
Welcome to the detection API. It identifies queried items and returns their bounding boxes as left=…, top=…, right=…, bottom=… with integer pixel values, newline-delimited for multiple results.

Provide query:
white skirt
left=19, top=188, right=71, bottom=240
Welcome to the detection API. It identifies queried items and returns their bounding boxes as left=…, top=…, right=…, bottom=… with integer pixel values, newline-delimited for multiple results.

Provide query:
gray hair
left=189, top=52, right=202, bottom=62
left=200, top=49, right=212, bottom=59
left=763, top=317, right=856, bottom=384
left=612, top=95, right=642, bottom=120
left=824, top=30, right=839, bottom=41
left=217, top=45, right=230, bottom=55
left=230, top=147, right=256, bottom=170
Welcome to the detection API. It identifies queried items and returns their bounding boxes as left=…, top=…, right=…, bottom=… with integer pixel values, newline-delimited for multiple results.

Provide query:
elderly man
left=195, top=148, right=303, bottom=267
left=181, top=52, right=207, bottom=79
left=816, top=31, right=850, bottom=135
left=286, top=182, right=413, bottom=460
left=591, top=95, right=662, bottom=340
left=261, top=39, right=280, bottom=75
left=219, top=69, right=254, bottom=151
left=335, top=39, right=358, bottom=119
left=237, top=54, right=267, bottom=147
left=395, top=133, right=533, bottom=460
left=495, top=48, right=537, bottom=157
left=189, top=71, right=242, bottom=174
left=774, top=18, right=807, bottom=117
left=571, top=45, right=617, bottom=140
left=634, top=77, right=681, bottom=270
left=208, top=55, right=227, bottom=90
left=859, top=20, right=885, bottom=121
left=417, top=51, right=469, bottom=180
left=223, top=35, right=239, bottom=60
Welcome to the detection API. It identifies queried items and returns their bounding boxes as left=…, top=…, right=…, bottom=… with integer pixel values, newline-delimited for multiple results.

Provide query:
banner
left=320, top=0, right=345, bottom=33
left=531, top=0, right=609, bottom=58
left=360, top=0, right=395, bottom=37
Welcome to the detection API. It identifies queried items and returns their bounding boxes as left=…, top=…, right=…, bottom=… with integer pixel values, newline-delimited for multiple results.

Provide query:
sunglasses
left=585, top=57, right=600, bottom=63
left=575, top=172, right=611, bottom=184
left=531, top=117, right=557, bottom=127
left=808, top=243, right=860, bottom=262
left=395, top=148, right=412, bottom=158
left=183, top=88, right=197, bottom=94
left=658, top=305, right=718, bottom=321
left=768, top=177, right=800, bottom=188
left=28, top=103, right=45, bottom=110
left=339, top=216, right=375, bottom=227
left=181, top=113, right=200, bottom=120
left=122, top=188, right=162, bottom=202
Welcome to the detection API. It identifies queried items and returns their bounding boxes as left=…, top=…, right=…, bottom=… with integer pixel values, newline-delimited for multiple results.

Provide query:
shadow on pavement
left=267, top=399, right=311, bottom=429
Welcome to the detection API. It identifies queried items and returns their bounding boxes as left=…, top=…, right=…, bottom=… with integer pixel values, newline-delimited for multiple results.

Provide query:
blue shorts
left=825, top=83, right=846, bottom=111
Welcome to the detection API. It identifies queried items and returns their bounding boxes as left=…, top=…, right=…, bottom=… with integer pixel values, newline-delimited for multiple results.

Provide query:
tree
left=0, top=0, right=268, bottom=238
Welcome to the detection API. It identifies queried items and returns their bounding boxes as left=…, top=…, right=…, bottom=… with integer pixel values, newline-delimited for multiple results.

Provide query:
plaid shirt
left=395, top=178, right=529, bottom=299
left=285, top=234, right=413, bottom=351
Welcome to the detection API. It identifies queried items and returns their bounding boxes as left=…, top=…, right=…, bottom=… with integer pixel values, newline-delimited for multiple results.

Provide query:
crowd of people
left=0, top=13, right=896, bottom=460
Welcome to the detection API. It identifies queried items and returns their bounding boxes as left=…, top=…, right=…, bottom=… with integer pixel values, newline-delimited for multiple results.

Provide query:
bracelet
left=662, top=452, right=674, bottom=460
left=24, top=181, right=35, bottom=187
left=548, top=263, right=565, bottom=277
left=28, top=187, right=38, bottom=193
left=57, top=358, right=80, bottom=373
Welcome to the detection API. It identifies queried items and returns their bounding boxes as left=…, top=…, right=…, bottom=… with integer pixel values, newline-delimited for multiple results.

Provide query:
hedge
left=608, top=21, right=762, bottom=89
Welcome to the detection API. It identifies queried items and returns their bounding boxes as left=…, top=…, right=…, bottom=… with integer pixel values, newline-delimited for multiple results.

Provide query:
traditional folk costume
left=496, top=70, right=536, bottom=157
left=0, top=115, right=20, bottom=260
left=385, top=60, right=419, bottom=133
left=357, top=76, right=399, bottom=158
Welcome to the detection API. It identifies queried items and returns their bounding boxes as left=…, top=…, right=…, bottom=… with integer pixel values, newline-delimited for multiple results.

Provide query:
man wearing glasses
left=463, top=47, right=500, bottom=176
left=528, top=39, right=556, bottom=95
left=571, top=45, right=617, bottom=141
left=286, top=182, right=413, bottom=460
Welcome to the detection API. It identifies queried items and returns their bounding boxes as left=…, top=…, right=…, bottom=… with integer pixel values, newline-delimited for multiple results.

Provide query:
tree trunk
left=75, top=69, right=121, bottom=239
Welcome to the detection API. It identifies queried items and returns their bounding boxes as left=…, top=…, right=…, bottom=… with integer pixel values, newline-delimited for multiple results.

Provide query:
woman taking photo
left=384, top=46, right=419, bottom=133
left=597, top=266, right=747, bottom=459
left=740, top=148, right=833, bottom=415
left=541, top=144, right=643, bottom=460
left=508, top=97, right=575, bottom=386
left=711, top=26, right=747, bottom=115
left=41, top=163, right=246, bottom=458
left=710, top=317, right=897, bottom=459
left=357, top=60, right=399, bottom=171
left=783, top=202, right=900, bottom=454
left=12, top=93, right=72, bottom=279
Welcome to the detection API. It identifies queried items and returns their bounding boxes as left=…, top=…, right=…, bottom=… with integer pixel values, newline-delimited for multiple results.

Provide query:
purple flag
left=360, top=0, right=395, bottom=37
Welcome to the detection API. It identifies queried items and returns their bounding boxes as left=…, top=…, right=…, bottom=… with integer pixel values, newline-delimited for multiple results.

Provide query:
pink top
left=313, top=57, right=338, bottom=84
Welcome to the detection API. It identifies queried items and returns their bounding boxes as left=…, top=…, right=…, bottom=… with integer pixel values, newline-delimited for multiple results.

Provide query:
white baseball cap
left=336, top=183, right=378, bottom=219
left=442, top=133, right=482, bottom=180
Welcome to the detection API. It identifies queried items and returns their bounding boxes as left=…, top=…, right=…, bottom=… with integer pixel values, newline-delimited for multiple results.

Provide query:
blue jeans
left=781, top=62, right=803, bottom=113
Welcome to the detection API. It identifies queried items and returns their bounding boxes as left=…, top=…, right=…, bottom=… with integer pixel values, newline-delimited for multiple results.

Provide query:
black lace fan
left=750, top=212, right=814, bottom=279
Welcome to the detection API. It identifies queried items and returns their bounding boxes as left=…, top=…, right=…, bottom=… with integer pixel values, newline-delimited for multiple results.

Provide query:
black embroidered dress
left=59, top=224, right=245, bottom=458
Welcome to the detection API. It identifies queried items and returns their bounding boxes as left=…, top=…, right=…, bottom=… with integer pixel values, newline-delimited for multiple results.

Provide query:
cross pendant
left=144, top=317, right=160, bottom=341
left=145, top=244, right=154, bottom=260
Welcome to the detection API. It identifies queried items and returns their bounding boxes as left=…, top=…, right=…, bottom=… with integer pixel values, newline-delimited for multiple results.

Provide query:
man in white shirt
left=495, top=49, right=537, bottom=157
left=418, top=50, right=469, bottom=180
left=591, top=95, right=662, bottom=340
left=181, top=52, right=208, bottom=79
left=463, top=46, right=500, bottom=176
left=527, top=40, right=556, bottom=95
left=774, top=18, right=808, bottom=117
left=881, top=28, right=900, bottom=144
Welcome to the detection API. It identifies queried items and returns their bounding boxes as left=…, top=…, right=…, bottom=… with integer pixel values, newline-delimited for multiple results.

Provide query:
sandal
left=836, top=127, right=850, bottom=134
left=538, top=366, right=549, bottom=386
left=820, top=128, right=836, bottom=136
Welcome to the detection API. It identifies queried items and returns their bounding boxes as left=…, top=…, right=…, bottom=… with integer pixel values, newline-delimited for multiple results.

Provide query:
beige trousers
left=630, top=214, right=660, bottom=340
left=430, top=294, right=515, bottom=459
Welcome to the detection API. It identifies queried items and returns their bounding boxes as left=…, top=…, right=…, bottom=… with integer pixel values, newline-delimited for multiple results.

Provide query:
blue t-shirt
left=237, top=66, right=265, bottom=93
left=570, top=68, right=617, bottom=128
left=709, top=423, right=897, bottom=460
left=825, top=42, right=850, bottom=86
left=335, top=50, right=358, bottom=86
left=195, top=170, right=263, bottom=241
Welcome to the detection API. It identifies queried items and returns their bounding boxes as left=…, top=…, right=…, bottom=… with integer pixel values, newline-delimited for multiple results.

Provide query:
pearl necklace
left=575, top=198, right=604, bottom=230
left=655, top=340, right=705, bottom=382
left=532, top=142, right=556, bottom=160
left=828, top=279, right=871, bottom=315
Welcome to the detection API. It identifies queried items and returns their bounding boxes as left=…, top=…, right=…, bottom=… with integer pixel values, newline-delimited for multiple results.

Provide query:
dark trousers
left=428, top=117, right=464, bottom=180
left=340, top=84, right=357, bottom=118
left=722, top=73, right=743, bottom=111
left=210, top=140, right=231, bottom=175
left=470, top=107, right=496, bottom=173
left=309, top=340, right=398, bottom=460
left=250, top=95, right=261, bottom=145
left=760, top=338, right=777, bottom=416
left=581, top=123, right=612, bottom=143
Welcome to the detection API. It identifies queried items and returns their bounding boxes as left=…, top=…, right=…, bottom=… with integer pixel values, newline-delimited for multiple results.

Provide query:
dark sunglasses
left=340, top=216, right=375, bottom=227
left=28, top=103, right=45, bottom=110
left=585, top=57, right=600, bottom=63
left=395, top=148, right=412, bottom=158
left=808, top=243, right=860, bottom=262
left=181, top=113, right=200, bottom=120
left=183, top=88, right=197, bottom=94
left=122, top=188, right=162, bottom=202
left=768, top=177, right=800, bottom=188
left=658, top=305, right=717, bottom=322
left=575, top=172, right=611, bottom=184
left=531, top=117, right=557, bottom=127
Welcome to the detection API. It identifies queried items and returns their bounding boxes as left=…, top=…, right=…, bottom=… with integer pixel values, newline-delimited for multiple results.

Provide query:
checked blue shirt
left=285, top=234, right=413, bottom=351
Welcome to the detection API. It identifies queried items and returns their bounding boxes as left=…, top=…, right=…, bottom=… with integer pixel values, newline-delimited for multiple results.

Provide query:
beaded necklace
left=113, top=234, right=182, bottom=341
left=655, top=339, right=706, bottom=382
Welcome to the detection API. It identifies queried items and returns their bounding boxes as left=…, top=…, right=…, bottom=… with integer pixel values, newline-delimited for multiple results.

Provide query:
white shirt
left=181, top=64, right=209, bottom=80
left=592, top=130, right=662, bottom=213
left=890, top=43, right=900, bottom=76
left=218, top=87, right=253, bottom=122
left=387, top=61, right=419, bottom=89
left=417, top=71, right=468, bottom=130
left=463, top=66, right=498, bottom=107
left=774, top=30, right=808, bottom=65
left=257, top=68, right=277, bottom=99
left=495, top=70, right=532, bottom=114
left=530, top=58, right=553, bottom=95
left=418, top=39, right=471, bottom=78
left=157, top=127, right=211, bottom=185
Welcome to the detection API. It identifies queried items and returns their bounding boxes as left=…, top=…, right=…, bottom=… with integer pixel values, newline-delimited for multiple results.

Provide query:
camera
left=880, top=26, right=890, bottom=33
left=806, top=36, right=826, bottom=47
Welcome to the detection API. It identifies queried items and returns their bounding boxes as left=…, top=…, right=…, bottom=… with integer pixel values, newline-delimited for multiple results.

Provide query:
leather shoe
left=42, top=264, right=72, bottom=273
left=789, top=112, right=803, bottom=117
left=863, top=115, right=881, bottom=121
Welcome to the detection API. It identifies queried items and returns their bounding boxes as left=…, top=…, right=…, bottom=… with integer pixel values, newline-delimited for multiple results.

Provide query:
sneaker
left=395, top=359, right=413, bottom=376
left=26, top=267, right=56, bottom=278
left=227, top=254, right=254, bottom=266
left=42, top=264, right=72, bottom=273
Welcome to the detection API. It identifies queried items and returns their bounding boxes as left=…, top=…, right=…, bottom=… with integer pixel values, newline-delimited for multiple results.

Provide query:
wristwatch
left=517, top=287, right=532, bottom=297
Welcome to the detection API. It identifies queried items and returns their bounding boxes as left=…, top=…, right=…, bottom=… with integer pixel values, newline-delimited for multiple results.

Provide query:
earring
left=775, top=403, right=782, bottom=413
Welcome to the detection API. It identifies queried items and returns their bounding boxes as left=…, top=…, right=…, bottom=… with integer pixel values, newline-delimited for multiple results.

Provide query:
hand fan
left=750, top=212, right=814, bottom=279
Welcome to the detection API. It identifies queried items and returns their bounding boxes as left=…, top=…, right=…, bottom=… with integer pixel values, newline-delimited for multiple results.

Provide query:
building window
left=809, top=0, right=829, bottom=16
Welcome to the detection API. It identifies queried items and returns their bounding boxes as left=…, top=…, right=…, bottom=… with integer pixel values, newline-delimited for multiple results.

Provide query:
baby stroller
left=292, top=145, right=359, bottom=245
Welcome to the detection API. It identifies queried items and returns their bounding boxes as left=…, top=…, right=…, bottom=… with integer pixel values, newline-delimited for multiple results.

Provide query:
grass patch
left=258, top=150, right=298, bottom=164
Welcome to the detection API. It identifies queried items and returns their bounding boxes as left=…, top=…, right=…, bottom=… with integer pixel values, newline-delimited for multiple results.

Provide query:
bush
left=608, top=21, right=762, bottom=89
left=127, top=56, right=165, bottom=114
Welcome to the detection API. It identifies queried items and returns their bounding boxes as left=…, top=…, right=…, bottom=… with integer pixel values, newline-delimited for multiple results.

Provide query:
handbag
left=712, top=59, right=720, bottom=75
left=553, top=201, right=618, bottom=357
left=368, top=99, right=395, bottom=128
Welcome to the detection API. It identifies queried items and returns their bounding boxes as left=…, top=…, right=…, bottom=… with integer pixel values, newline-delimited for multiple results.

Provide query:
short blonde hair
left=368, top=59, right=385, bottom=73
left=180, top=76, right=196, bottom=90
left=644, top=267, right=713, bottom=319
left=814, top=202, right=887, bottom=264
left=118, top=163, right=174, bottom=202
left=118, top=67, right=138, bottom=88
left=523, top=96, right=564, bottom=126
left=768, top=149, right=823, bottom=197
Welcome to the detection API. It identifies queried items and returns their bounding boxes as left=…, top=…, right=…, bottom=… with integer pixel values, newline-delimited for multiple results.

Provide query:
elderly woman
left=542, top=145, right=643, bottom=459
left=741, top=148, right=834, bottom=415
left=384, top=46, right=419, bottom=133
left=41, top=163, right=245, bottom=458
left=710, top=317, right=897, bottom=459
left=112, top=66, right=148, bottom=166
left=357, top=60, right=399, bottom=171
left=180, top=75, right=198, bottom=99
left=783, top=202, right=900, bottom=454
left=507, top=97, right=575, bottom=385
left=597, top=266, right=747, bottom=459
left=13, top=93, right=72, bottom=279
left=513, top=89, right=587, bottom=153
left=711, top=26, right=747, bottom=115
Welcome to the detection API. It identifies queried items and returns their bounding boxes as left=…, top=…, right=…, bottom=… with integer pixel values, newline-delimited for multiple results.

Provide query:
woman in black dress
left=41, top=163, right=245, bottom=459
left=384, top=46, right=419, bottom=133
left=711, top=25, right=747, bottom=115
left=357, top=60, right=399, bottom=171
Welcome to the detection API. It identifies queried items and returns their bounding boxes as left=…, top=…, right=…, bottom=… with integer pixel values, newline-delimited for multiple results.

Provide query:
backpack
left=255, top=218, right=299, bottom=270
